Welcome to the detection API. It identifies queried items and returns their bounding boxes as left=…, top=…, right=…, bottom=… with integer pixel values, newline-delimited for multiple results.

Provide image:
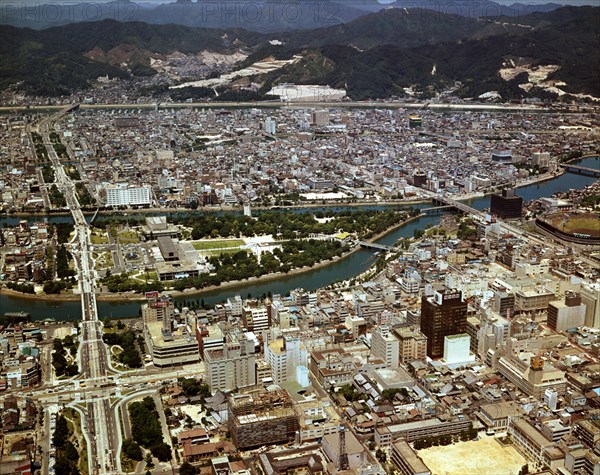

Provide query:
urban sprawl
left=0, top=104, right=599, bottom=475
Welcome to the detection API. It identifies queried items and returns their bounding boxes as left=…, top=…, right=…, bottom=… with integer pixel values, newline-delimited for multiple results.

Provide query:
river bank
left=1, top=213, right=420, bottom=305
left=0, top=198, right=428, bottom=219
left=3, top=156, right=598, bottom=320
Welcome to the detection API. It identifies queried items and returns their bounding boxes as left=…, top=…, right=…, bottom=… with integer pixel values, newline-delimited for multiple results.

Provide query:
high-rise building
left=371, top=326, right=399, bottom=368
left=263, top=117, right=276, bottom=135
left=204, top=333, right=256, bottom=392
left=579, top=282, right=600, bottom=329
left=266, top=336, right=308, bottom=385
left=490, top=189, right=523, bottom=219
left=104, top=184, right=152, bottom=207
left=142, top=294, right=175, bottom=330
left=420, top=289, right=468, bottom=359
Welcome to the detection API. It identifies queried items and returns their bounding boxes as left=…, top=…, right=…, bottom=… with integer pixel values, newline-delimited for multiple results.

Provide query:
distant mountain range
left=0, top=5, right=598, bottom=100
left=0, top=0, right=569, bottom=31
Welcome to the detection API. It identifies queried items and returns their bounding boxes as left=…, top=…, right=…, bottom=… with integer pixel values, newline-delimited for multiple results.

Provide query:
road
left=0, top=100, right=563, bottom=114
left=36, top=108, right=120, bottom=475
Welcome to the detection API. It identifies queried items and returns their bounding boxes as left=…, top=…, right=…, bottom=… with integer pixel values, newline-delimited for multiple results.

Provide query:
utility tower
left=339, top=425, right=349, bottom=471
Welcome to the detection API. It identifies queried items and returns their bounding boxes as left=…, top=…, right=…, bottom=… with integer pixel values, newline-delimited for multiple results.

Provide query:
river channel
left=1, top=156, right=597, bottom=321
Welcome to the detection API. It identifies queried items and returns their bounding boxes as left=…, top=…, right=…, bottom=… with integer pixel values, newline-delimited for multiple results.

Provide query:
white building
left=204, top=334, right=256, bottom=392
left=443, top=334, right=471, bottom=365
left=105, top=183, right=152, bottom=207
left=263, top=117, right=276, bottom=135
left=371, top=326, right=399, bottom=369
left=266, top=336, right=308, bottom=385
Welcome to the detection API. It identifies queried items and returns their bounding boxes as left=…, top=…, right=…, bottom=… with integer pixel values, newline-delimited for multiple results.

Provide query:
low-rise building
left=391, top=440, right=431, bottom=475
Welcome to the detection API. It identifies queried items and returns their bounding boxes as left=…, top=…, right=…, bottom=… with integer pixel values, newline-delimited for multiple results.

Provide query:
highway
left=0, top=100, right=563, bottom=114
left=36, top=109, right=120, bottom=475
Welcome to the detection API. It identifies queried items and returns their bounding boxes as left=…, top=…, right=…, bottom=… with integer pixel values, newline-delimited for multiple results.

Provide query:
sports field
left=418, top=437, right=526, bottom=475
left=545, top=213, right=600, bottom=237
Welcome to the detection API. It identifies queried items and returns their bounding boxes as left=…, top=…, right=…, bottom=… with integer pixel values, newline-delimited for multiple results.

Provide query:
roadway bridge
left=358, top=241, right=397, bottom=252
left=421, top=205, right=456, bottom=214
left=430, top=195, right=485, bottom=217
left=560, top=164, right=600, bottom=177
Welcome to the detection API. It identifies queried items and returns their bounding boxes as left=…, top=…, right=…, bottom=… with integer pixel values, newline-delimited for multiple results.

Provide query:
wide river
left=1, top=156, right=597, bottom=321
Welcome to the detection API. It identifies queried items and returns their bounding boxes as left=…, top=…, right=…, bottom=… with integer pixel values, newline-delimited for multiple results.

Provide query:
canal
left=1, top=156, right=597, bottom=320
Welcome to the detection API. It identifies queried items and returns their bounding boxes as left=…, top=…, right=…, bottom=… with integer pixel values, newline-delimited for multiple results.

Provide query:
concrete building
left=105, top=183, right=151, bottom=207
left=515, top=288, right=555, bottom=317
left=498, top=353, right=567, bottom=399
left=228, top=389, right=299, bottom=450
left=140, top=216, right=180, bottom=240
left=476, top=401, right=521, bottom=432
left=157, top=236, right=179, bottom=261
left=579, top=282, right=600, bottom=329
left=310, top=348, right=355, bottom=388
left=391, top=440, right=431, bottom=475
left=420, top=289, right=468, bottom=359
left=311, top=110, right=330, bottom=126
left=205, top=333, right=256, bottom=392
left=490, top=189, right=523, bottom=219
left=375, top=417, right=472, bottom=446
left=547, top=293, right=586, bottom=332
left=266, top=336, right=308, bottom=385
left=371, top=325, right=399, bottom=369
left=443, top=333, right=471, bottom=365
left=541, top=419, right=570, bottom=443
left=242, top=304, right=270, bottom=332
left=145, top=321, right=200, bottom=367
left=395, top=327, right=427, bottom=364
left=142, top=294, right=174, bottom=324
left=508, top=418, right=564, bottom=472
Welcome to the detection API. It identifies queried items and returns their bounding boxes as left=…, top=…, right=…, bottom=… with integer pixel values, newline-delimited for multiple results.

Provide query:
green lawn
left=117, top=231, right=140, bottom=244
left=192, top=239, right=245, bottom=250
left=90, top=232, right=108, bottom=244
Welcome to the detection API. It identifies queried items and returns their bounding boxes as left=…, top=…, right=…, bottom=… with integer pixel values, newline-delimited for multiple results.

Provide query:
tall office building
left=420, top=289, right=468, bottom=359
left=490, top=189, right=523, bottom=219
left=371, top=325, right=400, bottom=368
left=204, top=332, right=256, bottom=392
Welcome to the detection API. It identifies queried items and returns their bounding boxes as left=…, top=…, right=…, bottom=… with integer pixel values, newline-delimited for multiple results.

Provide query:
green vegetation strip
left=192, top=239, right=245, bottom=250
left=128, top=397, right=172, bottom=462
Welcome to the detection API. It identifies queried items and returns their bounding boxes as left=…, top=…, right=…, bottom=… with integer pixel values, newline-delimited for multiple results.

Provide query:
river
left=1, top=156, right=597, bottom=321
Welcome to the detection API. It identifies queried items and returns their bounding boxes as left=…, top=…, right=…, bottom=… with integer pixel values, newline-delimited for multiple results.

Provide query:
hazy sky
left=45, top=0, right=600, bottom=4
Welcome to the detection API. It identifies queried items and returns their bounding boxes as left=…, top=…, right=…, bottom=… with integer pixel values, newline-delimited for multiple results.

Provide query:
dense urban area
left=0, top=100, right=599, bottom=475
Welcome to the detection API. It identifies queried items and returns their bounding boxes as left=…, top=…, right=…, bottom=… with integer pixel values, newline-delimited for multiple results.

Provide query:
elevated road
left=37, top=108, right=119, bottom=475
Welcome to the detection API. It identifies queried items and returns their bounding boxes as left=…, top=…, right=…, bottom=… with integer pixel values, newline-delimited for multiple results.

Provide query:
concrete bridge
left=421, top=205, right=457, bottom=214
left=358, top=241, right=397, bottom=252
left=560, top=164, right=600, bottom=177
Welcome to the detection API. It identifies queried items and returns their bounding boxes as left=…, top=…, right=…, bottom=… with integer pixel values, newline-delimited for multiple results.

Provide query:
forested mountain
left=1, top=5, right=597, bottom=100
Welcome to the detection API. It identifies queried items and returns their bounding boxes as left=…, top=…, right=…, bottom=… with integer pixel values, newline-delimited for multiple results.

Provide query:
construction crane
left=339, top=425, right=349, bottom=471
